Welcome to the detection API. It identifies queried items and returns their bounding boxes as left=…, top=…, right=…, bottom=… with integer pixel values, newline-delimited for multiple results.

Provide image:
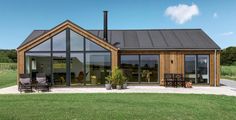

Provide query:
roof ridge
left=87, top=29, right=202, bottom=31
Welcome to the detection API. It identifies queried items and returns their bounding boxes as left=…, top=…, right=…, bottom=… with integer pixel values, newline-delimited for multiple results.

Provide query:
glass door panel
left=53, top=53, right=67, bottom=86
left=185, top=55, right=196, bottom=83
left=86, top=53, right=111, bottom=85
left=197, top=55, right=209, bottom=83
left=70, top=53, right=84, bottom=85
left=140, top=55, right=159, bottom=83
left=120, top=55, right=139, bottom=82
left=25, top=53, right=51, bottom=84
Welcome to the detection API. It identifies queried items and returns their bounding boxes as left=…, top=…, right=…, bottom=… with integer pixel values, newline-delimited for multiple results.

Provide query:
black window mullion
left=50, top=38, right=54, bottom=85
left=83, top=37, right=86, bottom=86
left=138, top=55, right=141, bottom=83
left=66, top=28, right=71, bottom=86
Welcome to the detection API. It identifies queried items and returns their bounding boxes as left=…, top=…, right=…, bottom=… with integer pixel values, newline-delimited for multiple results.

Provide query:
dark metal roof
left=19, top=29, right=221, bottom=50
left=19, top=30, right=49, bottom=47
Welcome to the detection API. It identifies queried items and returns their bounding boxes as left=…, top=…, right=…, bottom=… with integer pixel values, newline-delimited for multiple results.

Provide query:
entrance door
left=185, top=55, right=209, bottom=84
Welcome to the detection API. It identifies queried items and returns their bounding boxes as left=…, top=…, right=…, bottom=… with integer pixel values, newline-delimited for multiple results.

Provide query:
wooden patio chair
left=174, top=74, right=185, bottom=87
left=18, top=74, right=32, bottom=92
left=35, top=73, right=50, bottom=92
left=164, top=73, right=174, bottom=87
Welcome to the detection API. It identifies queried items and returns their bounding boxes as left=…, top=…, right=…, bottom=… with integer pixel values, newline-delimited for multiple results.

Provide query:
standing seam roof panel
left=148, top=31, right=168, bottom=48
left=124, top=31, right=140, bottom=48
left=136, top=31, right=153, bottom=48
left=186, top=30, right=210, bottom=48
left=161, top=31, right=182, bottom=48
left=174, top=31, right=199, bottom=48
left=110, top=31, right=124, bottom=48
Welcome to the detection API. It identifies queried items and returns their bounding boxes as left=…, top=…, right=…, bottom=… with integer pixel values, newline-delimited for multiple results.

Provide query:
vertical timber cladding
left=209, top=51, right=221, bottom=86
left=159, top=51, right=184, bottom=86
left=17, top=50, right=25, bottom=84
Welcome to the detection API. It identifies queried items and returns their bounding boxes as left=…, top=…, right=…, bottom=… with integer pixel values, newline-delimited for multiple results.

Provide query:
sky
left=0, top=0, right=235, bottom=49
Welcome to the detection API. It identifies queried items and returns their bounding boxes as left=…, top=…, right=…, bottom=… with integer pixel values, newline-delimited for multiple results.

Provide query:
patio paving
left=1, top=84, right=236, bottom=96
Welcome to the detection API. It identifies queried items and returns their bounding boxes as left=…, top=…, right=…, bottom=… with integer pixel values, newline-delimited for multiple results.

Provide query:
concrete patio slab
left=1, top=85, right=236, bottom=96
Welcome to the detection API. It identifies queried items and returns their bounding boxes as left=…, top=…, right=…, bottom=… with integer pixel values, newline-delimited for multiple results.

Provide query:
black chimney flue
left=103, top=11, right=108, bottom=42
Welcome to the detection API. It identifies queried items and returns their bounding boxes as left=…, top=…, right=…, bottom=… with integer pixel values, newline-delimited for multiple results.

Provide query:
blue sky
left=0, top=0, right=235, bottom=49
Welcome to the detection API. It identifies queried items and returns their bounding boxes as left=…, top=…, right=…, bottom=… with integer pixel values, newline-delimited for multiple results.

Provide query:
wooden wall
left=119, top=50, right=220, bottom=86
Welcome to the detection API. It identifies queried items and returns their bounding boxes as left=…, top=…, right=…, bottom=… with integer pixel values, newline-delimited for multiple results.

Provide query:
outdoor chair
left=174, top=74, right=185, bottom=87
left=18, top=74, right=33, bottom=92
left=164, top=73, right=175, bottom=87
left=35, top=73, right=50, bottom=92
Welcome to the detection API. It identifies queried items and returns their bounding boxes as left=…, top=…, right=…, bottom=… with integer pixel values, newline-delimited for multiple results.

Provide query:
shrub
left=105, top=67, right=127, bottom=85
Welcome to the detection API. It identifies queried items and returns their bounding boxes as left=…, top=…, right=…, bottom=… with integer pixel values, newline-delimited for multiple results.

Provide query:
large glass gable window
left=25, top=29, right=111, bottom=86
left=29, top=40, right=51, bottom=51
left=86, top=39, right=107, bottom=51
left=70, top=30, right=84, bottom=51
left=53, top=30, right=66, bottom=51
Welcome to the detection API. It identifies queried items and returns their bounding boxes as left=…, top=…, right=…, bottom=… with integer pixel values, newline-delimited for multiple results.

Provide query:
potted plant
left=105, top=75, right=112, bottom=90
left=106, top=67, right=126, bottom=90
left=113, top=68, right=126, bottom=90
left=122, top=78, right=128, bottom=89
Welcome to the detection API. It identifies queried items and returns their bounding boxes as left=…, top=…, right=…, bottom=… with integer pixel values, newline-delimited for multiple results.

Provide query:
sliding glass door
left=120, top=55, right=159, bottom=83
left=185, top=55, right=209, bottom=84
left=120, top=55, right=139, bottom=82
left=197, top=55, right=209, bottom=83
left=140, top=55, right=159, bottom=83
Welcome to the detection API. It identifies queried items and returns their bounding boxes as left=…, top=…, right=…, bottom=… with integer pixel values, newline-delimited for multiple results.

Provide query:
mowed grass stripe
left=0, top=93, right=235, bottom=120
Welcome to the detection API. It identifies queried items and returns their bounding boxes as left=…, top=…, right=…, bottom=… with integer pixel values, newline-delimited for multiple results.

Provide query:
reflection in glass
left=185, top=55, right=209, bottom=84
left=86, top=53, right=111, bottom=85
left=197, top=55, right=209, bottom=83
left=185, top=55, right=196, bottom=83
left=29, top=40, right=51, bottom=51
left=25, top=52, right=51, bottom=83
left=140, top=55, right=159, bottom=83
left=70, top=30, right=84, bottom=51
left=70, top=53, right=84, bottom=85
left=53, top=53, right=66, bottom=85
left=53, top=30, right=66, bottom=51
left=86, top=39, right=107, bottom=51
left=120, top=55, right=139, bottom=82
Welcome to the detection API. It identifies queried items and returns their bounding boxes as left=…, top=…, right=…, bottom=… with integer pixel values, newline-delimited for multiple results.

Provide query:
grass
left=221, top=65, right=236, bottom=81
left=0, top=93, right=236, bottom=120
left=0, top=63, right=17, bottom=71
left=0, top=70, right=16, bottom=88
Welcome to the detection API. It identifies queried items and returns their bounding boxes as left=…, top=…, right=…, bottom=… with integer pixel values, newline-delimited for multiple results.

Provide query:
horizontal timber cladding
left=118, top=50, right=220, bottom=86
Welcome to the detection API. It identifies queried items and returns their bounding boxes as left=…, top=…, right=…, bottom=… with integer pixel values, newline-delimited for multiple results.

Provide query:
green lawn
left=221, top=65, right=236, bottom=80
left=0, top=70, right=16, bottom=88
left=0, top=93, right=235, bottom=120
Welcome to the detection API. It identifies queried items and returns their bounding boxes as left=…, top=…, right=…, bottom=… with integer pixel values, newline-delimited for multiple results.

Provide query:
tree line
left=0, top=49, right=17, bottom=63
left=0, top=47, right=235, bottom=65
left=221, top=47, right=236, bottom=66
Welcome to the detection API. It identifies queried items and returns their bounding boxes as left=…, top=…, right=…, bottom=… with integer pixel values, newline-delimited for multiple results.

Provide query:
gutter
left=119, top=48, right=221, bottom=51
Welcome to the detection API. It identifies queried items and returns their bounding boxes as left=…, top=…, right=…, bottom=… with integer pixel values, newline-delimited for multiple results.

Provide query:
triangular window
left=29, top=39, right=50, bottom=51
left=85, top=38, right=107, bottom=51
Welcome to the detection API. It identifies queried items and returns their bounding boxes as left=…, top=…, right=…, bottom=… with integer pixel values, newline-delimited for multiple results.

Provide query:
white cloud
left=213, top=12, right=218, bottom=18
left=221, top=32, right=234, bottom=36
left=165, top=4, right=199, bottom=24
